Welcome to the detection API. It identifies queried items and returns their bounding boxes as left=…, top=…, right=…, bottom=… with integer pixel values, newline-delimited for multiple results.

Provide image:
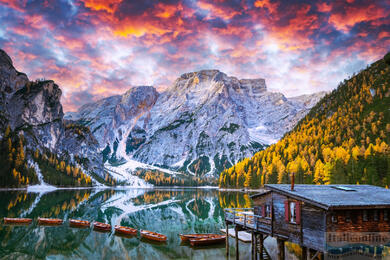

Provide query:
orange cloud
left=254, top=0, right=279, bottom=14
left=54, top=35, right=84, bottom=50
left=0, top=0, right=26, bottom=12
left=154, top=3, right=181, bottom=19
left=379, top=31, right=390, bottom=39
left=316, top=2, right=332, bottom=13
left=253, top=4, right=320, bottom=51
left=329, top=4, right=387, bottom=32
left=82, top=0, right=122, bottom=13
left=198, top=1, right=241, bottom=20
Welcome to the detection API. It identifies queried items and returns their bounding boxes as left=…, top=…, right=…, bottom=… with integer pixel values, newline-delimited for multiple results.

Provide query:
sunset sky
left=0, top=0, right=389, bottom=112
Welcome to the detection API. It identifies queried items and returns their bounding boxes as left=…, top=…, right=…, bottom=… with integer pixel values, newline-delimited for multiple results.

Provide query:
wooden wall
left=301, top=202, right=326, bottom=251
left=252, top=191, right=390, bottom=253
left=254, top=191, right=327, bottom=251
left=327, top=209, right=390, bottom=232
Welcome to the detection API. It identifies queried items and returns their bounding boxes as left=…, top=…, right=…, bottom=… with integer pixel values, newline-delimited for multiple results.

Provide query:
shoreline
left=0, top=185, right=266, bottom=192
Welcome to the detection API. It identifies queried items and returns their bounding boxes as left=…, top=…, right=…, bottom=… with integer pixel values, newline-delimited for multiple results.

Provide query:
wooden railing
left=224, top=208, right=272, bottom=233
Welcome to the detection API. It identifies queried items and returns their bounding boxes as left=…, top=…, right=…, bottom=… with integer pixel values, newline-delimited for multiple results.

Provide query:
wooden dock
left=220, top=228, right=251, bottom=242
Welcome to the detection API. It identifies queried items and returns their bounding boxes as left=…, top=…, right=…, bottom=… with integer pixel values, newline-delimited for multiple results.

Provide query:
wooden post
left=277, top=239, right=285, bottom=260
left=259, top=234, right=264, bottom=260
left=235, top=226, right=239, bottom=260
left=226, top=222, right=229, bottom=257
left=254, top=233, right=258, bottom=260
left=251, top=232, right=255, bottom=260
left=302, top=246, right=307, bottom=260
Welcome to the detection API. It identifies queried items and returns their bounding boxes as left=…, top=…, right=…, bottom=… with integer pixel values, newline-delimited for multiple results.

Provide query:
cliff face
left=67, top=69, right=326, bottom=176
left=0, top=49, right=104, bottom=180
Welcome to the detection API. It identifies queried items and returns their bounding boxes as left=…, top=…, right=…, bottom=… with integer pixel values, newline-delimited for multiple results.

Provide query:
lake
left=0, top=188, right=253, bottom=259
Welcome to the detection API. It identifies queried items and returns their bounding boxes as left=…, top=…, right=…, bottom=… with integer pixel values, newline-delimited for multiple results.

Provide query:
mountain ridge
left=0, top=49, right=104, bottom=187
left=219, top=53, right=390, bottom=188
left=66, top=69, right=326, bottom=178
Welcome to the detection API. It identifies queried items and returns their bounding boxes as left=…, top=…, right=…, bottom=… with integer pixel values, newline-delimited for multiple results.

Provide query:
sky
left=0, top=0, right=389, bottom=112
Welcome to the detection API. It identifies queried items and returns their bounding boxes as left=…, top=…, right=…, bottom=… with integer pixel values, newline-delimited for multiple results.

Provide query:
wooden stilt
left=235, top=226, right=239, bottom=260
left=259, top=234, right=264, bottom=260
left=254, top=233, right=258, bottom=260
left=226, top=222, right=229, bottom=257
left=302, top=246, right=307, bottom=260
left=277, top=239, right=285, bottom=260
left=251, top=232, right=255, bottom=260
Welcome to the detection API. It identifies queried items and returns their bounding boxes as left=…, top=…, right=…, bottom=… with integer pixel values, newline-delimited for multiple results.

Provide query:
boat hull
left=69, top=219, right=90, bottom=228
left=37, top=218, right=63, bottom=226
left=3, top=218, right=32, bottom=225
left=114, top=225, right=137, bottom=236
left=140, top=230, right=167, bottom=242
left=189, top=235, right=226, bottom=246
left=180, top=234, right=216, bottom=242
left=93, top=222, right=111, bottom=232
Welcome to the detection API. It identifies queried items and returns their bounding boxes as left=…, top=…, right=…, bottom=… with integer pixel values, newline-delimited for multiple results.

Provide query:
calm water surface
left=0, top=188, right=253, bottom=260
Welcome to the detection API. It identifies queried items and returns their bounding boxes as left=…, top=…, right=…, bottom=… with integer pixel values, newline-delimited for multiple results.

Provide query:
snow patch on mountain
left=66, top=70, right=326, bottom=179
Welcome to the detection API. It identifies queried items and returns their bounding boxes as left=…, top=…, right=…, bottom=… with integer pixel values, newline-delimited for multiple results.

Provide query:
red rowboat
left=69, top=219, right=90, bottom=228
left=3, top=217, right=32, bottom=225
left=37, top=217, right=63, bottom=225
left=93, top=222, right=111, bottom=232
left=114, top=225, right=137, bottom=236
left=140, top=230, right=167, bottom=242
left=180, top=234, right=217, bottom=242
left=189, top=235, right=226, bottom=246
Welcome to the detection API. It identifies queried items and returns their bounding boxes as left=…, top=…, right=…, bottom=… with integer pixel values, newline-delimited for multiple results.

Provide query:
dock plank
left=220, top=228, right=252, bottom=243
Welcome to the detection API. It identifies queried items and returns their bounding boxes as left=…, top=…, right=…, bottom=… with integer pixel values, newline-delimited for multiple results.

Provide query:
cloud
left=0, top=0, right=389, bottom=112
left=328, top=2, right=388, bottom=32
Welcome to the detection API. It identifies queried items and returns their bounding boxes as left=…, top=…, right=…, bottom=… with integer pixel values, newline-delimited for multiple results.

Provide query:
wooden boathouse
left=224, top=184, right=390, bottom=259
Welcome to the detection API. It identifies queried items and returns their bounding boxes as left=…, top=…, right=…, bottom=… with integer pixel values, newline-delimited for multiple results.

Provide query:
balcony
left=224, top=208, right=272, bottom=234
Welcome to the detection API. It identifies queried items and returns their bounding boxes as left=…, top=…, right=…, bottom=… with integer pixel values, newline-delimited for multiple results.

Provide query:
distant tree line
left=219, top=53, right=390, bottom=188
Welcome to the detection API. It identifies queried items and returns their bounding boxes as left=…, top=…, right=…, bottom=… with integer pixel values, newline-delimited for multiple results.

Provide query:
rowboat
left=140, top=230, right=167, bottom=242
left=37, top=217, right=63, bottom=225
left=189, top=235, right=226, bottom=246
left=114, top=225, right=137, bottom=236
left=180, top=233, right=217, bottom=242
left=93, top=222, right=111, bottom=232
left=69, top=219, right=90, bottom=228
left=3, top=217, right=32, bottom=225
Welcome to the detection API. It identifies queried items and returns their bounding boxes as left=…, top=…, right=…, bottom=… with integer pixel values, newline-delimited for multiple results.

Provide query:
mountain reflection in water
left=0, top=188, right=252, bottom=259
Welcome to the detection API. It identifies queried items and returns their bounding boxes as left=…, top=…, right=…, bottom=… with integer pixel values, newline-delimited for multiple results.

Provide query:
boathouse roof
left=253, top=184, right=390, bottom=210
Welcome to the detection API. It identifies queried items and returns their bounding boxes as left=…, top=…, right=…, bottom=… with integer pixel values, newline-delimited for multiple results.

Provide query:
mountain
left=0, top=49, right=104, bottom=187
left=66, top=69, right=326, bottom=177
left=219, top=52, right=390, bottom=188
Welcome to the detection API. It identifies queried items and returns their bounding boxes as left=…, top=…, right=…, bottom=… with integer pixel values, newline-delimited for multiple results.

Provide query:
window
left=260, top=204, right=272, bottom=218
left=290, top=202, right=297, bottom=223
left=384, top=210, right=389, bottom=221
left=374, top=210, right=379, bottom=221
left=345, top=211, right=351, bottom=222
left=363, top=210, right=368, bottom=221
left=265, top=204, right=271, bottom=218
left=331, top=214, right=338, bottom=223
left=284, top=200, right=301, bottom=224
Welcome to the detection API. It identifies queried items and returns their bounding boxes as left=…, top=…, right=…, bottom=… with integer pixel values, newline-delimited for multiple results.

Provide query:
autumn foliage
left=0, top=130, right=37, bottom=187
left=219, top=55, right=390, bottom=188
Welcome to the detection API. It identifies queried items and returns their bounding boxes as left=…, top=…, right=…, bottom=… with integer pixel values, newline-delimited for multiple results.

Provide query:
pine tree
left=4, top=125, right=11, bottom=138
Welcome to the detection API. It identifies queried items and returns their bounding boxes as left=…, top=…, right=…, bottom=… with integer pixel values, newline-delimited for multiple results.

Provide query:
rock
left=67, top=69, right=326, bottom=176
left=0, top=49, right=104, bottom=180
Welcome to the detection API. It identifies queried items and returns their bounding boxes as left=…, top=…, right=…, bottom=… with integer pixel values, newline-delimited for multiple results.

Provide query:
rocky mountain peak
left=67, top=68, right=326, bottom=178
left=172, top=69, right=267, bottom=97
left=0, top=49, right=13, bottom=67
left=120, top=86, right=158, bottom=106
left=239, top=78, right=267, bottom=94
left=0, top=49, right=29, bottom=94
left=0, top=49, right=104, bottom=180
left=115, top=86, right=159, bottom=122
